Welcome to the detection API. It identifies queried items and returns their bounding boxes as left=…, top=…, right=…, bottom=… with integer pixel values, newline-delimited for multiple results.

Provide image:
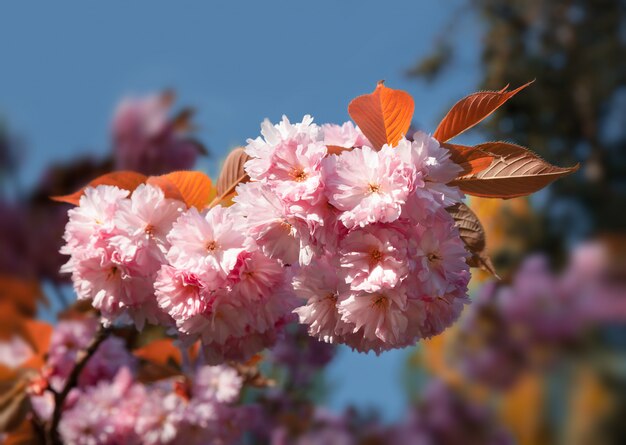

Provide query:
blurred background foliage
left=407, top=1, right=626, bottom=444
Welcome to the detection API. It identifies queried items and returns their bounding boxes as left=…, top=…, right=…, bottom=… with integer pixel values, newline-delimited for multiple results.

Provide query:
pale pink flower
left=193, top=365, right=243, bottom=404
left=263, top=137, right=327, bottom=204
left=411, top=210, right=470, bottom=297
left=58, top=367, right=145, bottom=445
left=61, top=185, right=128, bottom=252
left=338, top=287, right=408, bottom=344
left=233, top=181, right=303, bottom=265
left=154, top=265, right=212, bottom=322
left=245, top=115, right=323, bottom=181
left=46, top=318, right=137, bottom=391
left=229, top=250, right=285, bottom=301
left=322, top=121, right=371, bottom=148
left=166, top=205, right=246, bottom=279
left=135, top=391, right=181, bottom=445
left=112, top=184, right=183, bottom=262
left=415, top=290, right=469, bottom=339
left=396, top=133, right=463, bottom=213
left=179, top=297, right=247, bottom=343
left=69, top=251, right=139, bottom=319
left=339, top=224, right=409, bottom=292
left=0, top=335, right=33, bottom=368
left=201, top=329, right=279, bottom=365
left=323, top=145, right=412, bottom=228
left=293, top=255, right=351, bottom=343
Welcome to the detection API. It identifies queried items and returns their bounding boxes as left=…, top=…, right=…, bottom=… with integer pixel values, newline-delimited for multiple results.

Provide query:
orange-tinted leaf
left=450, top=142, right=579, bottom=199
left=134, top=338, right=183, bottom=383
left=21, top=320, right=52, bottom=356
left=134, top=338, right=182, bottom=367
left=0, top=378, right=29, bottom=432
left=326, top=145, right=351, bottom=156
left=0, top=276, right=46, bottom=318
left=433, top=81, right=534, bottom=143
left=447, top=203, right=499, bottom=277
left=148, top=171, right=215, bottom=210
left=0, top=302, right=25, bottom=341
left=51, top=171, right=147, bottom=205
left=2, top=419, right=36, bottom=445
left=348, top=81, right=414, bottom=149
left=215, top=147, right=250, bottom=198
left=443, top=143, right=495, bottom=177
left=0, top=365, right=19, bottom=382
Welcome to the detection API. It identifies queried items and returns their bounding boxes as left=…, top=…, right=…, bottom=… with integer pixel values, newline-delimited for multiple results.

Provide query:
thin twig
left=46, top=325, right=111, bottom=445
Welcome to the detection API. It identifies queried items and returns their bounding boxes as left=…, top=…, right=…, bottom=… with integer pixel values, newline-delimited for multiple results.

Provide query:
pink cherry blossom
left=166, top=205, right=246, bottom=279
left=112, top=184, right=183, bottom=262
left=293, top=255, right=351, bottom=343
left=245, top=115, right=323, bottom=181
left=0, top=335, right=33, bottom=368
left=112, top=93, right=202, bottom=175
left=233, top=181, right=304, bottom=265
left=396, top=132, right=463, bottom=213
left=338, top=286, right=408, bottom=345
left=323, top=145, right=412, bottom=228
left=61, top=185, right=128, bottom=252
left=193, top=365, right=243, bottom=403
left=154, top=265, right=212, bottom=322
left=322, top=121, right=371, bottom=149
left=339, top=224, right=409, bottom=292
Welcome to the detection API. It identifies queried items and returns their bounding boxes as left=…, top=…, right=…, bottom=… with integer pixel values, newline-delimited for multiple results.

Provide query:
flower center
left=290, top=167, right=308, bottom=182
left=427, top=252, right=442, bottom=263
left=106, top=266, right=118, bottom=281
left=368, top=183, right=381, bottom=193
left=324, top=292, right=338, bottom=303
left=144, top=224, right=155, bottom=237
left=280, top=220, right=294, bottom=235
left=205, top=240, right=219, bottom=252
left=369, top=248, right=383, bottom=265
left=371, top=294, right=389, bottom=309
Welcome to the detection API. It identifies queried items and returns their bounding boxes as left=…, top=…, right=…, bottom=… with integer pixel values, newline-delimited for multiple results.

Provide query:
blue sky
left=0, top=0, right=482, bottom=421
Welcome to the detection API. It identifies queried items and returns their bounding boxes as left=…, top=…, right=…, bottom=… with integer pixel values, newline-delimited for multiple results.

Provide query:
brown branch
left=46, top=325, right=111, bottom=445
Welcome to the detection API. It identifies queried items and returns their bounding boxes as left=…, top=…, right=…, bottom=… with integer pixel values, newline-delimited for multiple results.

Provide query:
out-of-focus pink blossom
left=112, top=94, right=203, bottom=175
left=0, top=335, right=33, bottom=368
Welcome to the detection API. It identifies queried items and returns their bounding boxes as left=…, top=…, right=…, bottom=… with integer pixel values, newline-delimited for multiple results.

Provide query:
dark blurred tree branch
left=410, top=0, right=626, bottom=237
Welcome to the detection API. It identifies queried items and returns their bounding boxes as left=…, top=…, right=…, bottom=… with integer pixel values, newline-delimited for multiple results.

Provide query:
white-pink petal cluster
left=238, top=118, right=471, bottom=353
left=58, top=364, right=248, bottom=445
left=154, top=204, right=297, bottom=364
left=62, top=116, right=472, bottom=357
left=61, top=184, right=183, bottom=329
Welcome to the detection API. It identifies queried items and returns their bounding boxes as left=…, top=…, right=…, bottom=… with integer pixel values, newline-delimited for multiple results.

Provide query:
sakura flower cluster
left=20, top=318, right=249, bottom=445
left=61, top=182, right=297, bottom=363
left=62, top=113, right=471, bottom=357
left=453, top=242, right=626, bottom=388
left=235, top=116, right=470, bottom=353
left=57, top=365, right=249, bottom=445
